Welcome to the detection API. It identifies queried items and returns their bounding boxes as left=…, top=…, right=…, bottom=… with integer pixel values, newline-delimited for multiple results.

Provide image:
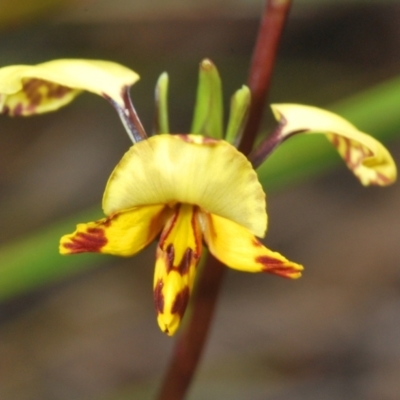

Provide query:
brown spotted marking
left=22, top=78, right=73, bottom=107
left=164, top=245, right=195, bottom=276
left=159, top=205, right=202, bottom=276
left=62, top=227, right=107, bottom=253
left=252, top=238, right=263, bottom=248
left=256, top=255, right=299, bottom=278
left=176, top=134, right=218, bottom=145
left=1, top=105, right=10, bottom=115
left=165, top=243, right=175, bottom=273
left=329, top=135, right=373, bottom=170
left=12, top=103, right=23, bottom=116
left=171, top=286, right=190, bottom=318
left=374, top=172, right=392, bottom=185
left=153, top=279, right=165, bottom=313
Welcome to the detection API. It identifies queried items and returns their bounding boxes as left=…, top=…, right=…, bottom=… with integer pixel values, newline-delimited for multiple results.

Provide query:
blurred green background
left=0, top=1, right=400, bottom=399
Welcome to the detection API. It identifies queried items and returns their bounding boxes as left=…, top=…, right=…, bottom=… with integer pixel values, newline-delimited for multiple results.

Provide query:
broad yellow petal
left=60, top=204, right=167, bottom=256
left=201, top=212, right=303, bottom=279
left=153, top=204, right=202, bottom=335
left=103, top=134, right=267, bottom=238
left=271, top=104, right=396, bottom=186
left=0, top=59, right=139, bottom=116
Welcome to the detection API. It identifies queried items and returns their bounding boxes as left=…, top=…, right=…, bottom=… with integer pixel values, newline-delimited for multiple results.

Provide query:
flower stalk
left=240, top=0, right=292, bottom=155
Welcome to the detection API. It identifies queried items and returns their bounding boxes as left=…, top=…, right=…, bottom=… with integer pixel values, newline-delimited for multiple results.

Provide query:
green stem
left=156, top=1, right=293, bottom=399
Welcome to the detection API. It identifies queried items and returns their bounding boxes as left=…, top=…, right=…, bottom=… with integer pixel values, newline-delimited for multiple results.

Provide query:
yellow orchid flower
left=60, top=134, right=303, bottom=336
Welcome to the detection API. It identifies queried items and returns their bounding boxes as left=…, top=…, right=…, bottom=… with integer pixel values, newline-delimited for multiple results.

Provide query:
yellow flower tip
left=154, top=279, right=189, bottom=336
left=59, top=222, right=108, bottom=255
left=254, top=245, right=303, bottom=280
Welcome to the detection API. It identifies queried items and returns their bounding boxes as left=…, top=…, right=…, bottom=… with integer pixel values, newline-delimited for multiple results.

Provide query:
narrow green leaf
left=225, top=85, right=251, bottom=145
left=191, top=59, right=223, bottom=139
left=154, top=72, right=170, bottom=134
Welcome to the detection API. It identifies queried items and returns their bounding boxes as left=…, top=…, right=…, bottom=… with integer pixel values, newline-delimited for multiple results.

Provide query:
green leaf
left=225, top=85, right=251, bottom=145
left=191, top=59, right=223, bottom=139
left=154, top=72, right=170, bottom=134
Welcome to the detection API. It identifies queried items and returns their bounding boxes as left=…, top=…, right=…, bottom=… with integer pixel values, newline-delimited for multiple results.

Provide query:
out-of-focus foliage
left=0, top=0, right=68, bottom=30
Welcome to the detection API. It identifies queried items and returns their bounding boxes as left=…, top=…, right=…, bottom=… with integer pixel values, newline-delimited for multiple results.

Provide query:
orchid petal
left=202, top=212, right=303, bottom=279
left=270, top=104, right=397, bottom=186
left=153, top=204, right=202, bottom=335
left=103, top=134, right=267, bottom=237
left=60, top=204, right=167, bottom=256
left=0, top=59, right=139, bottom=116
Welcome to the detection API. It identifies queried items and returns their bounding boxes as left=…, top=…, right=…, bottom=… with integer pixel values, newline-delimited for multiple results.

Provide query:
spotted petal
left=0, top=59, right=139, bottom=116
left=153, top=204, right=202, bottom=336
left=60, top=204, right=167, bottom=256
left=103, top=134, right=267, bottom=237
left=201, top=212, right=303, bottom=279
left=271, top=104, right=397, bottom=186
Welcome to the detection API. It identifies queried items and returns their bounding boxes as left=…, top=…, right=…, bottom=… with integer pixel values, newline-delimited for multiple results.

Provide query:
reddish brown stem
left=239, top=0, right=292, bottom=155
left=157, top=2, right=292, bottom=399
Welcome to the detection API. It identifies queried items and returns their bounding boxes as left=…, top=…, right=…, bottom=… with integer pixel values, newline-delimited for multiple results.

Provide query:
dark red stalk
left=239, top=0, right=292, bottom=155
left=156, top=2, right=292, bottom=399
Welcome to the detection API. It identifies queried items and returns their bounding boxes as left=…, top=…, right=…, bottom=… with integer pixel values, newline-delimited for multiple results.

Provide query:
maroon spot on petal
left=2, top=105, right=10, bottom=115
left=103, top=214, right=117, bottom=227
left=12, top=103, right=23, bottom=116
left=330, top=134, right=340, bottom=148
left=176, top=134, right=218, bottom=144
left=159, top=206, right=180, bottom=249
left=63, top=227, right=107, bottom=253
left=374, top=172, right=392, bottom=185
left=177, top=248, right=193, bottom=275
left=48, top=84, right=72, bottom=99
left=264, top=266, right=302, bottom=279
left=26, top=104, right=37, bottom=114
left=256, top=255, right=284, bottom=266
left=164, top=245, right=195, bottom=276
left=171, top=286, right=190, bottom=318
left=191, top=207, right=202, bottom=257
left=165, top=244, right=175, bottom=273
left=201, top=136, right=219, bottom=144
left=28, top=92, right=43, bottom=106
left=23, top=79, right=42, bottom=95
left=154, top=279, right=165, bottom=313
left=252, top=239, right=263, bottom=247
left=256, top=256, right=300, bottom=279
